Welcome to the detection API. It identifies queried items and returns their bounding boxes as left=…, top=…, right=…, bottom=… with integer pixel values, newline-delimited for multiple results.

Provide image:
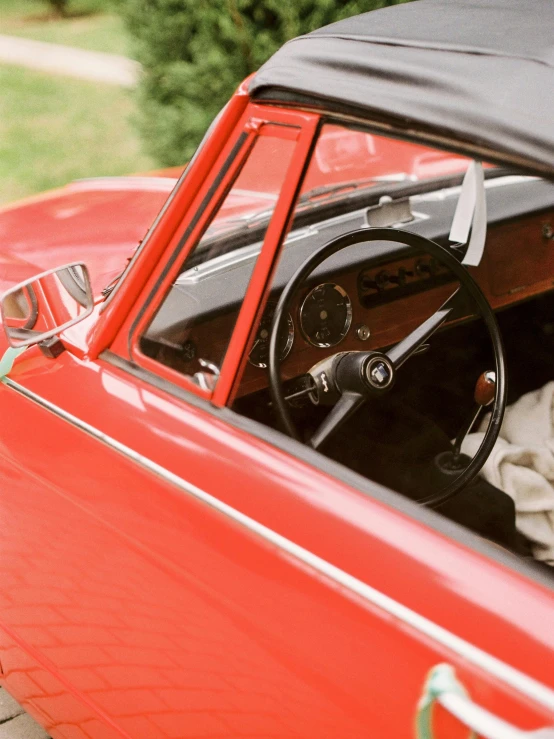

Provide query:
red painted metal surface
left=0, top=349, right=553, bottom=738
left=0, top=181, right=175, bottom=298
left=0, top=84, right=553, bottom=739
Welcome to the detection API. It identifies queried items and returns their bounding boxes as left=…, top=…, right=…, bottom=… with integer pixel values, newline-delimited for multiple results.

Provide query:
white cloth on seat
left=462, top=381, right=554, bottom=565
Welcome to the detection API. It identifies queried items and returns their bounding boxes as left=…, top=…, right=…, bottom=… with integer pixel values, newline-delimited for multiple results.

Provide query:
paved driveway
left=0, top=35, right=139, bottom=86
left=0, top=688, right=49, bottom=739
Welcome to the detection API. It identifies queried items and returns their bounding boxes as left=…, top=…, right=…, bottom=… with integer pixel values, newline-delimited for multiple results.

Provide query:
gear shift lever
left=437, top=371, right=496, bottom=472
left=473, top=370, right=496, bottom=406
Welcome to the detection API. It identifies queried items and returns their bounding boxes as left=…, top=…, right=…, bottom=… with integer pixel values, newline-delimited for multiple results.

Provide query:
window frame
left=110, top=104, right=319, bottom=402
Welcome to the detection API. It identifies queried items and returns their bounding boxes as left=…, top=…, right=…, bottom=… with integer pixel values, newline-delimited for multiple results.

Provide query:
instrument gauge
left=248, top=303, right=294, bottom=369
left=300, top=283, right=352, bottom=348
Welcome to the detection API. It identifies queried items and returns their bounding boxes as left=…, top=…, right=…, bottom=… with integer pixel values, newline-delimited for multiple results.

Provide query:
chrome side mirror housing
left=1, top=262, right=94, bottom=349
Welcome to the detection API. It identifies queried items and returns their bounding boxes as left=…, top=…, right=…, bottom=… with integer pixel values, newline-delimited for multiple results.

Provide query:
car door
left=0, top=103, right=553, bottom=739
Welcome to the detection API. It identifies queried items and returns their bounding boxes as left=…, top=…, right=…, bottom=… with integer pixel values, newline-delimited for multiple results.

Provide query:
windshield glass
left=202, top=125, right=476, bottom=245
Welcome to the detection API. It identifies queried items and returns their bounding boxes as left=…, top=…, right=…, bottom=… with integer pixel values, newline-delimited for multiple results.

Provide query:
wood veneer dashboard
left=143, top=209, right=554, bottom=398
left=235, top=210, right=554, bottom=397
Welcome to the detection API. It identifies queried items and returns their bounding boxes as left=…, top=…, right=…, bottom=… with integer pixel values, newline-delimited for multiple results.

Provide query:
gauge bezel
left=248, top=304, right=294, bottom=368
left=299, top=282, right=353, bottom=348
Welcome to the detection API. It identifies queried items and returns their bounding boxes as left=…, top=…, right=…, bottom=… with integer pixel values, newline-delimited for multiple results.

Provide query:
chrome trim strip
left=3, top=376, right=554, bottom=713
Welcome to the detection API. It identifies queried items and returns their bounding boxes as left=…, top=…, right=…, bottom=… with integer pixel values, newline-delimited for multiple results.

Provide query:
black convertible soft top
left=250, top=0, right=554, bottom=174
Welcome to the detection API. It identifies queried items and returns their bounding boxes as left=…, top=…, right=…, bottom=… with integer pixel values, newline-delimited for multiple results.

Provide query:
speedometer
left=299, top=283, right=352, bottom=348
left=248, top=302, right=294, bottom=369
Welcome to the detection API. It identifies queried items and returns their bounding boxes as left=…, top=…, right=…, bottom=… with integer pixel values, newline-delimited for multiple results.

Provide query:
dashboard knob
left=388, top=267, right=412, bottom=286
left=375, top=270, right=390, bottom=288
left=362, top=271, right=389, bottom=291
left=415, top=259, right=437, bottom=277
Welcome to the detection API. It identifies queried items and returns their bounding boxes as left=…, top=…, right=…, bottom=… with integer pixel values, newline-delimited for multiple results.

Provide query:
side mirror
left=1, top=262, right=94, bottom=349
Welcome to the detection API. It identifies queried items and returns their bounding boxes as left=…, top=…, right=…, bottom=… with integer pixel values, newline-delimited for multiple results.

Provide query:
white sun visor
left=449, top=161, right=487, bottom=267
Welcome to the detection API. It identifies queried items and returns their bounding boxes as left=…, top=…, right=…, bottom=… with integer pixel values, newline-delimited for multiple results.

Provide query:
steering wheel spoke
left=386, top=288, right=460, bottom=369
left=310, top=392, right=365, bottom=450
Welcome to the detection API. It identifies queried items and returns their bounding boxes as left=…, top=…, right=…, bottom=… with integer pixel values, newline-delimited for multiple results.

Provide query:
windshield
left=202, top=125, right=476, bottom=244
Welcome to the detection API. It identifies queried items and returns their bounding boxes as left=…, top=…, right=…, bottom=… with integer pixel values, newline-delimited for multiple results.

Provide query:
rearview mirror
left=1, top=262, right=94, bottom=348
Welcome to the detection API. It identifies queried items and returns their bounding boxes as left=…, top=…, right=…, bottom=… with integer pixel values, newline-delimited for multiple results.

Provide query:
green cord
left=0, top=346, right=27, bottom=381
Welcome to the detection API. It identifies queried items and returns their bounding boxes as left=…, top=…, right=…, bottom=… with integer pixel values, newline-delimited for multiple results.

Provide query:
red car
left=1, top=1, right=553, bottom=737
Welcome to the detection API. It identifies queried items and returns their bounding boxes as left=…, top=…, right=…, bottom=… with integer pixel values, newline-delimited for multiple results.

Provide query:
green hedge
left=122, top=0, right=411, bottom=166
left=47, top=0, right=69, bottom=15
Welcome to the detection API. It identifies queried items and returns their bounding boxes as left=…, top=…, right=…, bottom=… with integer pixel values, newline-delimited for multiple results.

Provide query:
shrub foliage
left=123, top=0, right=411, bottom=166
left=47, top=0, right=69, bottom=16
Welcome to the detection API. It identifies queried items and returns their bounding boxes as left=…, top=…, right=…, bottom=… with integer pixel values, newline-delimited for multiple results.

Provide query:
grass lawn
left=1, top=0, right=131, bottom=56
left=0, top=65, right=156, bottom=205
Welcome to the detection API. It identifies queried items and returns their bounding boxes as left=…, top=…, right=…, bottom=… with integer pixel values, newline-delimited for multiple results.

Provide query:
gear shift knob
left=436, top=370, right=498, bottom=473
left=474, top=370, right=496, bottom=407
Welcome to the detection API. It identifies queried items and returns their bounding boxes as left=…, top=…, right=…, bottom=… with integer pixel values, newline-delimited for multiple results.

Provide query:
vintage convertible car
left=1, top=0, right=553, bottom=737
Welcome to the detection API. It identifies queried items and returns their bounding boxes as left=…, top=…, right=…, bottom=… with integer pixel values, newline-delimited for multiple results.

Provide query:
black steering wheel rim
left=268, top=227, right=507, bottom=508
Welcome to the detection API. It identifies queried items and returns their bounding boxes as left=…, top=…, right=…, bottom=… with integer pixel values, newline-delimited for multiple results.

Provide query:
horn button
left=364, top=355, right=394, bottom=390
left=328, top=350, right=396, bottom=398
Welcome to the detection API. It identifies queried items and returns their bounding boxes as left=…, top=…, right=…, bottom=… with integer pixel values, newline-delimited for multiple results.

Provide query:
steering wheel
left=268, top=228, right=507, bottom=507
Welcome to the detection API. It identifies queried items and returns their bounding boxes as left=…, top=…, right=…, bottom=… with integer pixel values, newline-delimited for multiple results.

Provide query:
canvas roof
left=250, top=0, right=554, bottom=173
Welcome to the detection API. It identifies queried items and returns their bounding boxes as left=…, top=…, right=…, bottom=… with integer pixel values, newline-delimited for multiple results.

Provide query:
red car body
left=1, top=16, right=554, bottom=739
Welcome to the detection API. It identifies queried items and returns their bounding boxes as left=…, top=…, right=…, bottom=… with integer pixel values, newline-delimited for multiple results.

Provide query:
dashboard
left=237, top=208, right=554, bottom=397
left=140, top=177, right=554, bottom=399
